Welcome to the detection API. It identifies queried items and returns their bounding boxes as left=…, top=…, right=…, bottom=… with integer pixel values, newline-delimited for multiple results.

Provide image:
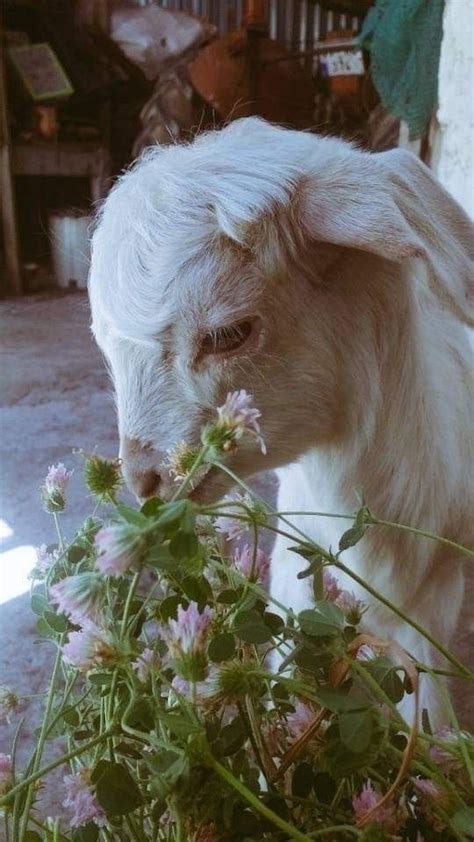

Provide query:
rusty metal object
left=190, top=29, right=315, bottom=129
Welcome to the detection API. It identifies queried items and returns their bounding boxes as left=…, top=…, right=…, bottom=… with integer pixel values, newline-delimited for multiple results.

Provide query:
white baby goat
left=89, top=118, right=473, bottom=724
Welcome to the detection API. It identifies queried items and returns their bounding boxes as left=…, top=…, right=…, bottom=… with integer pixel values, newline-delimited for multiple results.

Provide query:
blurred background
left=0, top=0, right=473, bottom=821
left=3, top=0, right=472, bottom=301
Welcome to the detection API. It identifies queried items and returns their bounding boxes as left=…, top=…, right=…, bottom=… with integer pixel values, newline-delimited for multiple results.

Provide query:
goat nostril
left=136, top=469, right=161, bottom=500
left=120, top=439, right=164, bottom=499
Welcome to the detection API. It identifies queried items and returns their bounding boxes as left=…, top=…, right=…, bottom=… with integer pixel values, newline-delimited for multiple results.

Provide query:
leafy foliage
left=1, top=446, right=472, bottom=842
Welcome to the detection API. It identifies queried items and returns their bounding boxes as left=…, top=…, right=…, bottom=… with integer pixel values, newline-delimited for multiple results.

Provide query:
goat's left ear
left=298, top=151, right=424, bottom=262
left=298, top=148, right=474, bottom=326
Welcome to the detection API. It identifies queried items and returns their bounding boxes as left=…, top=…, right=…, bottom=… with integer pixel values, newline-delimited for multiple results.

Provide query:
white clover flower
left=160, top=601, right=213, bottom=682
left=216, top=390, right=266, bottom=454
left=49, top=573, right=103, bottom=626
left=132, top=647, right=161, bottom=683
left=63, top=767, right=107, bottom=828
left=62, top=624, right=116, bottom=672
left=94, top=524, right=142, bottom=577
left=203, top=390, right=266, bottom=455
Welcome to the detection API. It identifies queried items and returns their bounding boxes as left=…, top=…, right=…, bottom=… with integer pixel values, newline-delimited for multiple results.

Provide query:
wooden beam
left=0, top=35, right=22, bottom=295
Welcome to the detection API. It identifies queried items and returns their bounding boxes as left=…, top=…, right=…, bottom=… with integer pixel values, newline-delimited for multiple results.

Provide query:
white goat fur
left=89, top=118, right=473, bottom=723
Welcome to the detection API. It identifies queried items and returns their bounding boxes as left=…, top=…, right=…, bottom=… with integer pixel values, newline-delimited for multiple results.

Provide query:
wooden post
left=244, top=0, right=267, bottom=116
left=0, top=35, right=22, bottom=295
left=244, top=0, right=266, bottom=30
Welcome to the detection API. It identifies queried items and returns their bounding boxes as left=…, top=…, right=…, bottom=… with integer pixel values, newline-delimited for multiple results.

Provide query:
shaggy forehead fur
left=89, top=119, right=352, bottom=341
left=90, top=116, right=473, bottom=348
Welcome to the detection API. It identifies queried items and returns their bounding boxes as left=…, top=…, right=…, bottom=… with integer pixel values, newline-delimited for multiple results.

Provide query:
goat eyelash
left=201, top=320, right=253, bottom=355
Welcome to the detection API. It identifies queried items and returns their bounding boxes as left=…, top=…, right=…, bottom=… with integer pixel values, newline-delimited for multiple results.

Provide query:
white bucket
left=49, top=210, right=91, bottom=289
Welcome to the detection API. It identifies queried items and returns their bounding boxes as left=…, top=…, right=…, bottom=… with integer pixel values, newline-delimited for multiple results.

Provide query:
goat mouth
left=187, top=468, right=232, bottom=505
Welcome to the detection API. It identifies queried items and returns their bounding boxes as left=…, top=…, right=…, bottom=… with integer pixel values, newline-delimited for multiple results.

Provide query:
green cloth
left=360, top=0, right=445, bottom=139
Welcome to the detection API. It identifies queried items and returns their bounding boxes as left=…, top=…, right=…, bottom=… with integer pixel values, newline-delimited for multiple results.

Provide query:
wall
left=433, top=0, right=474, bottom=219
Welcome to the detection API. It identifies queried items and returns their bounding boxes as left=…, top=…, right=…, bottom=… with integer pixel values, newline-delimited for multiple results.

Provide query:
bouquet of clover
left=1, top=392, right=473, bottom=842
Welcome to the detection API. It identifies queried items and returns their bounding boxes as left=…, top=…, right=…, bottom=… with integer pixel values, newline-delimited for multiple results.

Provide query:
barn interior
left=0, top=0, right=471, bottom=829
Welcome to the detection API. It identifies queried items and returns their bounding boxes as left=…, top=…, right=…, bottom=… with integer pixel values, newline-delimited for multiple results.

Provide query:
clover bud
left=40, top=463, right=73, bottom=512
left=83, top=453, right=122, bottom=500
left=160, top=602, right=213, bottom=682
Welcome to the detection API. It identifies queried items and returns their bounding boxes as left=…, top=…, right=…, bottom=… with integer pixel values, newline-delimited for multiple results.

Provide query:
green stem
left=366, top=767, right=389, bottom=787
left=274, top=510, right=352, bottom=520
left=210, top=758, right=313, bottom=842
left=213, top=462, right=326, bottom=548
left=52, top=817, right=60, bottom=842
left=307, top=827, right=360, bottom=838
left=211, top=464, right=474, bottom=675
left=11, top=796, right=21, bottom=841
left=415, top=662, right=473, bottom=681
left=389, top=742, right=466, bottom=806
left=207, top=475, right=474, bottom=561
left=41, top=674, right=81, bottom=743
left=367, top=515, right=474, bottom=559
left=173, top=806, right=185, bottom=842
left=106, top=668, right=119, bottom=763
left=333, top=559, right=472, bottom=678
left=211, top=556, right=293, bottom=620
left=127, top=575, right=162, bottom=636
left=105, top=570, right=144, bottom=763
left=205, top=502, right=352, bottom=522
left=238, top=699, right=271, bottom=780
left=349, top=659, right=408, bottom=730
left=121, top=571, right=141, bottom=639
left=423, top=666, right=474, bottom=787
left=250, top=519, right=259, bottom=580
left=171, top=446, right=210, bottom=502
left=52, top=512, right=66, bottom=551
left=10, top=717, right=25, bottom=779
left=329, top=779, right=347, bottom=812
left=0, top=730, right=112, bottom=809
left=214, top=506, right=472, bottom=679
left=125, top=813, right=143, bottom=842
left=26, top=815, right=55, bottom=834
left=19, top=635, right=65, bottom=841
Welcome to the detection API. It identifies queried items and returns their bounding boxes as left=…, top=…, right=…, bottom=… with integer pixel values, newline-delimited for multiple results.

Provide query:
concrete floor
left=0, top=292, right=118, bottom=560
left=0, top=291, right=118, bottom=827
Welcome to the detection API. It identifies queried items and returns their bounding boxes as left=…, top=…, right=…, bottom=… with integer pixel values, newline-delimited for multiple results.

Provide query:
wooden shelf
left=12, top=140, right=110, bottom=202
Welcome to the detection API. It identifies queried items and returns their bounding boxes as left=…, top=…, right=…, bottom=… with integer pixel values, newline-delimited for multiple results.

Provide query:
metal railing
left=149, top=1, right=361, bottom=55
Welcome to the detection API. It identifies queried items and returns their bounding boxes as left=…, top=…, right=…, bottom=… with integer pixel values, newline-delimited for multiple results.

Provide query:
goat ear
left=298, top=148, right=473, bottom=326
left=297, top=153, right=424, bottom=262
left=377, top=149, right=474, bottom=326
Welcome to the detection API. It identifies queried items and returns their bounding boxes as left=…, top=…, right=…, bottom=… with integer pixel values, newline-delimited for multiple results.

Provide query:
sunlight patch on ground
left=0, top=518, right=13, bottom=539
left=0, top=544, right=36, bottom=603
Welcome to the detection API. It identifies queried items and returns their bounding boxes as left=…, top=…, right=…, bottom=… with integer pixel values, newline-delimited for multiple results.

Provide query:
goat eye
left=202, top=320, right=253, bottom=355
